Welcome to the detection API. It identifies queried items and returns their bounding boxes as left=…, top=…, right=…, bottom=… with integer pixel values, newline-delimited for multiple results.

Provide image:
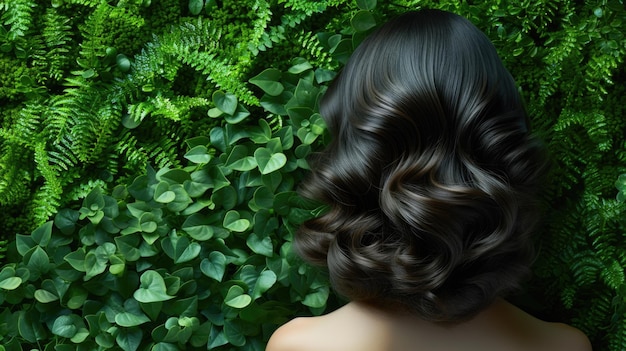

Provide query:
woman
left=267, top=9, right=591, bottom=351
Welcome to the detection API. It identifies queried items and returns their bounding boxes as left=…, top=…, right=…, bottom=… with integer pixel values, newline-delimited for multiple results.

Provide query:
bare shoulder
left=266, top=317, right=314, bottom=351
left=541, top=322, right=592, bottom=351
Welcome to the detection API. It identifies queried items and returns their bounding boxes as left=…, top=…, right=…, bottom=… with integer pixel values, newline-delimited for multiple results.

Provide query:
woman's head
left=295, top=9, right=549, bottom=322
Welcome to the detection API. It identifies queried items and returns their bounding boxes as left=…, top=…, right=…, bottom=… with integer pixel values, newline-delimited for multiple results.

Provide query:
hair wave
left=294, top=9, right=549, bottom=322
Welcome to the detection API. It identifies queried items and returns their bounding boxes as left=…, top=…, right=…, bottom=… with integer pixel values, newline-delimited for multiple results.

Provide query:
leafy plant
left=0, top=58, right=335, bottom=350
left=0, top=0, right=625, bottom=350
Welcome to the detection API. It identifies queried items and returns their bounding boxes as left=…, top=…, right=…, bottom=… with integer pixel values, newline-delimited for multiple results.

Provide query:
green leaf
left=249, top=68, right=284, bottom=96
left=351, top=10, right=377, bottom=32
left=159, top=169, right=191, bottom=184
left=246, top=233, right=273, bottom=257
left=51, top=315, right=78, bottom=338
left=314, top=68, right=336, bottom=84
left=226, top=145, right=256, bottom=171
left=153, top=343, right=179, bottom=351
left=84, top=245, right=112, bottom=280
left=116, top=327, right=143, bottom=351
left=182, top=214, right=215, bottom=241
left=225, top=104, right=251, bottom=124
left=55, top=209, right=79, bottom=235
left=134, top=271, right=175, bottom=303
left=252, top=186, right=274, bottom=209
left=162, top=231, right=201, bottom=264
left=287, top=107, right=313, bottom=128
left=0, top=277, right=22, bottom=290
left=189, top=0, right=204, bottom=15
left=64, top=249, right=86, bottom=272
left=255, top=148, right=287, bottom=175
left=213, top=91, right=238, bottom=115
left=34, top=289, right=58, bottom=303
left=25, top=246, right=50, bottom=273
left=155, top=185, right=176, bottom=203
left=302, top=286, right=330, bottom=308
left=208, top=326, right=228, bottom=349
left=224, top=319, right=247, bottom=346
left=18, top=310, right=47, bottom=343
left=184, top=145, right=212, bottom=164
left=251, top=270, right=277, bottom=299
left=224, top=285, right=252, bottom=309
left=115, top=312, right=150, bottom=327
left=31, top=221, right=53, bottom=247
left=200, top=251, right=227, bottom=281
left=16, top=234, right=36, bottom=256
left=223, top=210, right=250, bottom=232
left=356, top=0, right=377, bottom=10
left=115, top=235, right=142, bottom=262
left=288, top=58, right=313, bottom=74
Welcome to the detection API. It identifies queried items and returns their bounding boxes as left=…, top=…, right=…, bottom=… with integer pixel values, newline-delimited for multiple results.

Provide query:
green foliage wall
left=0, top=0, right=624, bottom=350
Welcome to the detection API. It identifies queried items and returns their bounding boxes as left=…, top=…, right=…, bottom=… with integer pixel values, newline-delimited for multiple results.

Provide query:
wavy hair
left=294, top=9, right=549, bottom=323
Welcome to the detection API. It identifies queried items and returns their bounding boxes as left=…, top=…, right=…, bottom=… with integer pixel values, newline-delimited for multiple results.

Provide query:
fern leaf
left=0, top=0, right=35, bottom=41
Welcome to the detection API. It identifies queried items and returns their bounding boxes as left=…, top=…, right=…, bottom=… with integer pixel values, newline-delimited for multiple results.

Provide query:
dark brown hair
left=294, top=9, right=549, bottom=322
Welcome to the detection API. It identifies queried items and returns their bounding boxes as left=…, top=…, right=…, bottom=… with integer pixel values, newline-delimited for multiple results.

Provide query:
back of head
left=295, top=9, right=549, bottom=323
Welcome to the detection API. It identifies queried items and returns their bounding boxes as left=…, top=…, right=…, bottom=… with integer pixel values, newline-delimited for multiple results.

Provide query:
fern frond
left=47, top=134, right=80, bottom=172
left=63, top=0, right=100, bottom=6
left=41, top=9, right=73, bottom=82
left=0, top=0, right=35, bottom=41
left=32, top=142, right=62, bottom=224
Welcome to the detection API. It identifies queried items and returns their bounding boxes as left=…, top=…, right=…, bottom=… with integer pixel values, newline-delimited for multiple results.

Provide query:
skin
left=266, top=299, right=592, bottom=351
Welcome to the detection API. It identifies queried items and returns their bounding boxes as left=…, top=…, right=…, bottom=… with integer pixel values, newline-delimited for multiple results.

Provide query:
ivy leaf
left=249, top=68, right=284, bottom=96
left=134, top=271, right=175, bottom=303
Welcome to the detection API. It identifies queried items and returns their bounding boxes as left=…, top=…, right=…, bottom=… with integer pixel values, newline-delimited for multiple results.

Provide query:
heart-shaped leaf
left=184, top=145, right=212, bottom=164
left=212, top=91, right=237, bottom=115
left=249, top=68, right=284, bottom=96
left=200, top=251, right=227, bottom=281
left=134, top=270, right=174, bottom=303
left=254, top=148, right=287, bottom=175
left=223, top=210, right=250, bottom=232
left=224, top=285, right=251, bottom=309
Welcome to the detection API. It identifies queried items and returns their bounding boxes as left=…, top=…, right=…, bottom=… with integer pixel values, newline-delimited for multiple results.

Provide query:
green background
left=0, top=0, right=624, bottom=350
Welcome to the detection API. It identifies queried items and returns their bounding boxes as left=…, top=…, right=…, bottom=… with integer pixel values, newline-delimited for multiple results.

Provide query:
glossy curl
left=294, top=9, right=549, bottom=322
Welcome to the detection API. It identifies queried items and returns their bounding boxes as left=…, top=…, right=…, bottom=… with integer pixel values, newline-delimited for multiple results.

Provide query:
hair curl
left=294, top=9, right=550, bottom=323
